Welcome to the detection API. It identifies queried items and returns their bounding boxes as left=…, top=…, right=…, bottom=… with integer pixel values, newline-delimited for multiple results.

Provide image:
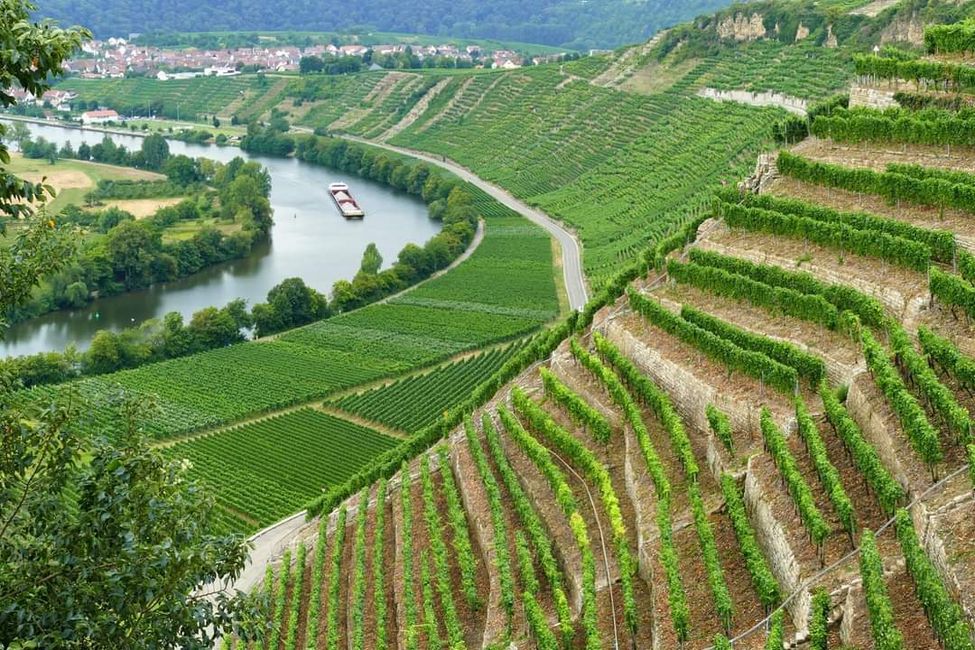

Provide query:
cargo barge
left=328, top=182, right=365, bottom=219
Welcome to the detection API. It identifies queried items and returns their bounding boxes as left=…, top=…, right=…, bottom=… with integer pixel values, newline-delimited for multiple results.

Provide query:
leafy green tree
left=0, top=396, right=261, bottom=647
left=359, top=242, right=383, bottom=275
left=163, top=154, right=201, bottom=186
left=140, top=133, right=170, bottom=171
left=104, top=220, right=162, bottom=289
left=0, top=0, right=87, bottom=218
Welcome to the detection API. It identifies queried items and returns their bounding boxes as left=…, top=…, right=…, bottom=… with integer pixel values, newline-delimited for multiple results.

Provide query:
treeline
left=2, top=275, right=327, bottom=387
left=6, top=143, right=273, bottom=325
left=243, top=125, right=480, bottom=313
left=22, top=132, right=175, bottom=172
left=299, top=50, right=477, bottom=75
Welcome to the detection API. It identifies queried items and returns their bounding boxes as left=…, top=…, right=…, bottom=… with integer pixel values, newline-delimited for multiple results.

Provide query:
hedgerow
left=629, top=288, right=799, bottom=395
left=539, top=367, right=613, bottom=443
left=796, top=398, right=857, bottom=538
left=859, top=529, right=905, bottom=650
left=894, top=509, right=975, bottom=650
left=861, top=329, right=943, bottom=469
left=819, top=382, right=905, bottom=515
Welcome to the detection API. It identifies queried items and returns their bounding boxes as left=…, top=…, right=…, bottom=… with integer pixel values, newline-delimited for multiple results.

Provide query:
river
left=0, top=121, right=441, bottom=357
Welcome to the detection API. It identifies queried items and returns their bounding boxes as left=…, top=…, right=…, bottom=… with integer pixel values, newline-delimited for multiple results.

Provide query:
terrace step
left=696, top=222, right=929, bottom=326
left=445, top=438, right=508, bottom=648
left=492, top=410, right=586, bottom=615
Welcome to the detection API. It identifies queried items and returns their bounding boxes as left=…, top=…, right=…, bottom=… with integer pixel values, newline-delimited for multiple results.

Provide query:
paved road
left=225, top=511, right=310, bottom=595
left=340, top=135, right=590, bottom=311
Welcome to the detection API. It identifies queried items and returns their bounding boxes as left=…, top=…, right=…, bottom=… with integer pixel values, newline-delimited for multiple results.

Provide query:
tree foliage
left=0, top=397, right=259, bottom=648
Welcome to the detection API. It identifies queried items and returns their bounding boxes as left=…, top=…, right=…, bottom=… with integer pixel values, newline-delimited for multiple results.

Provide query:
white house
left=81, top=109, right=119, bottom=124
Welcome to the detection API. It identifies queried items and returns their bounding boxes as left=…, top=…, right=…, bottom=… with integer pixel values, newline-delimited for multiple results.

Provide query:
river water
left=0, top=121, right=441, bottom=357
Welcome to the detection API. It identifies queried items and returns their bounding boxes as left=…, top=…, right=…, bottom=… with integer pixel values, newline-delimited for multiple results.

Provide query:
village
left=59, top=37, right=565, bottom=80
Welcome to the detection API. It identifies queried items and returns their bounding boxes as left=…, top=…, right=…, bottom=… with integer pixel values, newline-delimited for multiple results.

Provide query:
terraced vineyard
left=244, top=20, right=975, bottom=649
left=387, top=66, right=784, bottom=287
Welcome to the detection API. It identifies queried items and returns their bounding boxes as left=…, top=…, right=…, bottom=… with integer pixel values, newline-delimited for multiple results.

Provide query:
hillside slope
left=239, top=20, right=975, bottom=648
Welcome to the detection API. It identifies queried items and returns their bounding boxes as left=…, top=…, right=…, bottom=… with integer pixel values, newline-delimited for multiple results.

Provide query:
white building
left=81, top=109, right=120, bottom=124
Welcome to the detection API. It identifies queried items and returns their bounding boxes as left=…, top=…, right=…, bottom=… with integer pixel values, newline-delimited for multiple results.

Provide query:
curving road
left=339, top=135, right=590, bottom=311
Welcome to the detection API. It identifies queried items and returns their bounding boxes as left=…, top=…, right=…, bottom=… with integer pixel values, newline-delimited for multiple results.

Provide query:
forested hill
left=36, top=0, right=736, bottom=50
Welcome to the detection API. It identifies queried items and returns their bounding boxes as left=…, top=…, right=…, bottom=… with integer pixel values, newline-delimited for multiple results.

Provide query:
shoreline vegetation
left=1, top=126, right=487, bottom=391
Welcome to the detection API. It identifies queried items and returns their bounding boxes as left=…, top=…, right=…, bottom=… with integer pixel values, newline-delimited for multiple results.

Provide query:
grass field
left=7, top=153, right=164, bottom=214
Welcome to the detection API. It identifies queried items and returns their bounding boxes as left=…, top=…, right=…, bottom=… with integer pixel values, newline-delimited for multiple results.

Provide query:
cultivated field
left=241, top=30, right=975, bottom=649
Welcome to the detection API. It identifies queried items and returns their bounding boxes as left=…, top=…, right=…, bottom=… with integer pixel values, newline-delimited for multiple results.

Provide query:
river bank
left=1, top=120, right=441, bottom=357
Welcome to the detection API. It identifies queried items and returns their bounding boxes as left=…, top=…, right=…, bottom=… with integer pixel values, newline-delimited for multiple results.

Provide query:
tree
left=83, top=329, right=122, bottom=374
left=104, top=220, right=162, bottom=288
left=140, top=133, right=170, bottom=171
left=359, top=242, right=383, bottom=275
left=0, top=396, right=261, bottom=647
left=0, top=0, right=87, bottom=219
left=253, top=277, right=329, bottom=337
left=163, top=154, right=201, bottom=186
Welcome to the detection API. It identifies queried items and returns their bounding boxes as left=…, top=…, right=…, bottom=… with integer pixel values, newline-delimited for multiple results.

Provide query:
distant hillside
left=35, top=0, right=738, bottom=50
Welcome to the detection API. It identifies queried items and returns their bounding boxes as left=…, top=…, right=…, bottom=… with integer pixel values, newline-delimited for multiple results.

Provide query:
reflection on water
left=1, top=120, right=441, bottom=357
